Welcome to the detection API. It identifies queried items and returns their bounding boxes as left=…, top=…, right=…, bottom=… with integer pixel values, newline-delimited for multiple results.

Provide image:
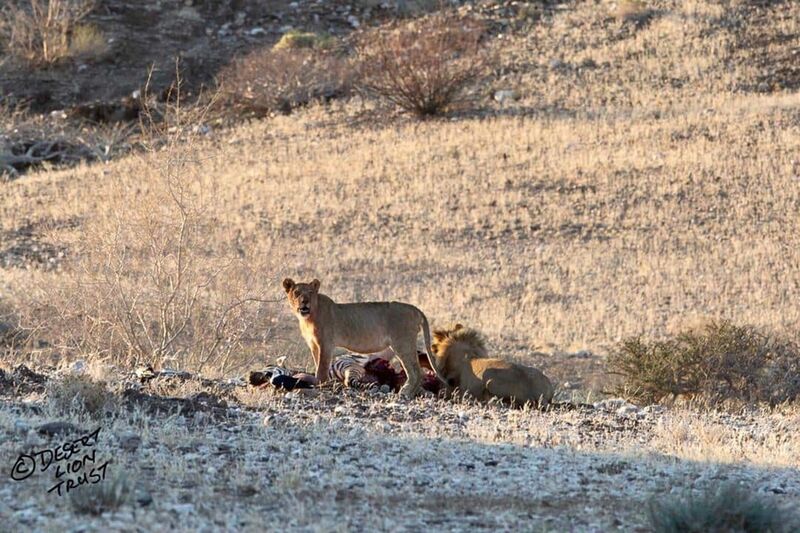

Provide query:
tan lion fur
left=282, top=278, right=444, bottom=398
left=431, top=324, right=555, bottom=408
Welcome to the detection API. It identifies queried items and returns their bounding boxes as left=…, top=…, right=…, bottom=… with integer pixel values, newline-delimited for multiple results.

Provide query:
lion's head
left=282, top=278, right=321, bottom=319
left=431, top=323, right=488, bottom=362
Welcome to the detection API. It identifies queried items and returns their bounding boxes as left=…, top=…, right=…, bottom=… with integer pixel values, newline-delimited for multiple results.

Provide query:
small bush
left=67, top=23, right=107, bottom=60
left=0, top=0, right=96, bottom=67
left=355, top=13, right=489, bottom=117
left=608, top=320, right=800, bottom=405
left=69, top=470, right=131, bottom=515
left=648, top=483, right=799, bottom=533
left=273, top=30, right=333, bottom=51
left=217, top=47, right=351, bottom=116
left=47, top=374, right=114, bottom=416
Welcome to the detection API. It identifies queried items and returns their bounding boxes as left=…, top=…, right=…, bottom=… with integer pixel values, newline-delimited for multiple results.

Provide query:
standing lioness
left=282, top=278, right=443, bottom=398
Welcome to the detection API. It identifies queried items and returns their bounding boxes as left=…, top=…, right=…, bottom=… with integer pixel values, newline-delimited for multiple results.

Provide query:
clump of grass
left=47, top=373, right=115, bottom=417
left=273, top=29, right=333, bottom=51
left=608, top=320, right=800, bottom=405
left=648, top=483, right=800, bottom=533
left=69, top=469, right=131, bottom=516
left=67, top=22, right=107, bottom=60
left=0, top=0, right=96, bottom=67
left=355, top=12, right=489, bottom=117
left=615, top=0, right=652, bottom=23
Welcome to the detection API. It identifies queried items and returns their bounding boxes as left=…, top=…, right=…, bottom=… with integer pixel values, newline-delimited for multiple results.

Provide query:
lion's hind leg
left=391, top=342, right=423, bottom=399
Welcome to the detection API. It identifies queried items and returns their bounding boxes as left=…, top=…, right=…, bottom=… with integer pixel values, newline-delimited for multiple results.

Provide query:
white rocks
left=493, top=89, right=518, bottom=104
left=593, top=398, right=633, bottom=411
left=14, top=419, right=30, bottom=434
left=248, top=27, right=266, bottom=36
left=167, top=503, right=196, bottom=515
left=347, top=15, right=360, bottom=28
left=615, top=404, right=641, bottom=417
left=117, top=431, right=142, bottom=452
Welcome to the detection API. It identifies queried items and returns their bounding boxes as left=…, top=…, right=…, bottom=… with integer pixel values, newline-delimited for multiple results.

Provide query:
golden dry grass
left=2, top=0, right=799, bottom=385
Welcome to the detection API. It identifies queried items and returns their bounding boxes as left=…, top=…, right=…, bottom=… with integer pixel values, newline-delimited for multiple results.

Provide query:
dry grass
left=0, top=0, right=96, bottom=67
left=68, top=469, right=131, bottom=516
left=66, top=22, right=107, bottom=61
left=648, top=483, right=800, bottom=533
left=1, top=0, right=799, bottom=386
left=46, top=373, right=115, bottom=417
left=273, top=30, right=334, bottom=51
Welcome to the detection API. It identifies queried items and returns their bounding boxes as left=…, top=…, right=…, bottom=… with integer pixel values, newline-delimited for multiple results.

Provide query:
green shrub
left=608, top=320, right=800, bottom=405
left=648, top=483, right=799, bottom=533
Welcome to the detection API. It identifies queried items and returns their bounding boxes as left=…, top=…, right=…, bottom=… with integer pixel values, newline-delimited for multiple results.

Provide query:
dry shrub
left=609, top=320, right=800, bottom=406
left=217, top=47, right=352, bottom=117
left=648, top=483, right=800, bottom=533
left=355, top=13, right=489, bottom=116
left=0, top=0, right=96, bottom=67
left=67, top=22, right=107, bottom=60
left=47, top=374, right=114, bottom=416
left=273, top=29, right=333, bottom=51
left=69, top=469, right=131, bottom=515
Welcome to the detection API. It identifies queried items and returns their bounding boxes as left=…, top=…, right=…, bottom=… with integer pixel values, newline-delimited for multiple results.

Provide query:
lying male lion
left=431, top=324, right=555, bottom=408
left=282, top=278, right=443, bottom=398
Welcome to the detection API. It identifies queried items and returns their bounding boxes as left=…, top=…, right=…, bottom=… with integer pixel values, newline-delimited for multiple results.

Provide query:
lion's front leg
left=315, top=343, right=332, bottom=383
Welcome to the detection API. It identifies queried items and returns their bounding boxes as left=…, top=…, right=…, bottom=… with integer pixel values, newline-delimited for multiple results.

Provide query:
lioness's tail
left=420, top=312, right=446, bottom=384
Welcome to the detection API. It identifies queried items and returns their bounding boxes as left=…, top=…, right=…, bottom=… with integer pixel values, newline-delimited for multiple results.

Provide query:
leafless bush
left=216, top=47, right=352, bottom=117
left=0, top=0, right=96, bottom=67
left=355, top=13, right=489, bottom=116
left=609, top=320, right=800, bottom=406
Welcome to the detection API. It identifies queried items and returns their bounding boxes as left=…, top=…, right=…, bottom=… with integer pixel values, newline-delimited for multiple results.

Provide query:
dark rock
left=37, top=421, right=82, bottom=436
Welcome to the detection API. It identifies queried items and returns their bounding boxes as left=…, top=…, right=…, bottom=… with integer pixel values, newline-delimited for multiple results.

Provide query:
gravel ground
left=1, top=370, right=798, bottom=532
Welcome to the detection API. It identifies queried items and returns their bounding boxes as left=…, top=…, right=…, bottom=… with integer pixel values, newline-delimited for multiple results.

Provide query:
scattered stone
left=616, top=404, right=641, bottom=417
left=117, top=431, right=142, bottom=452
left=135, top=488, right=153, bottom=507
left=493, top=89, right=518, bottom=103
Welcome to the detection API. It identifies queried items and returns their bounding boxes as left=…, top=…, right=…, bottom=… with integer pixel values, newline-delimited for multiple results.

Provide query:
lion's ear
left=454, top=323, right=464, bottom=330
left=311, top=279, right=321, bottom=292
left=282, top=278, right=295, bottom=293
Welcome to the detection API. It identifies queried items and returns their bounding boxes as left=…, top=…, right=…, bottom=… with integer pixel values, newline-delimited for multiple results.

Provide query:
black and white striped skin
left=329, top=355, right=378, bottom=390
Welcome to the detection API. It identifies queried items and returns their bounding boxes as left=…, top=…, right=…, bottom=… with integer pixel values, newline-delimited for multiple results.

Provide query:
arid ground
left=2, top=0, right=799, bottom=531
